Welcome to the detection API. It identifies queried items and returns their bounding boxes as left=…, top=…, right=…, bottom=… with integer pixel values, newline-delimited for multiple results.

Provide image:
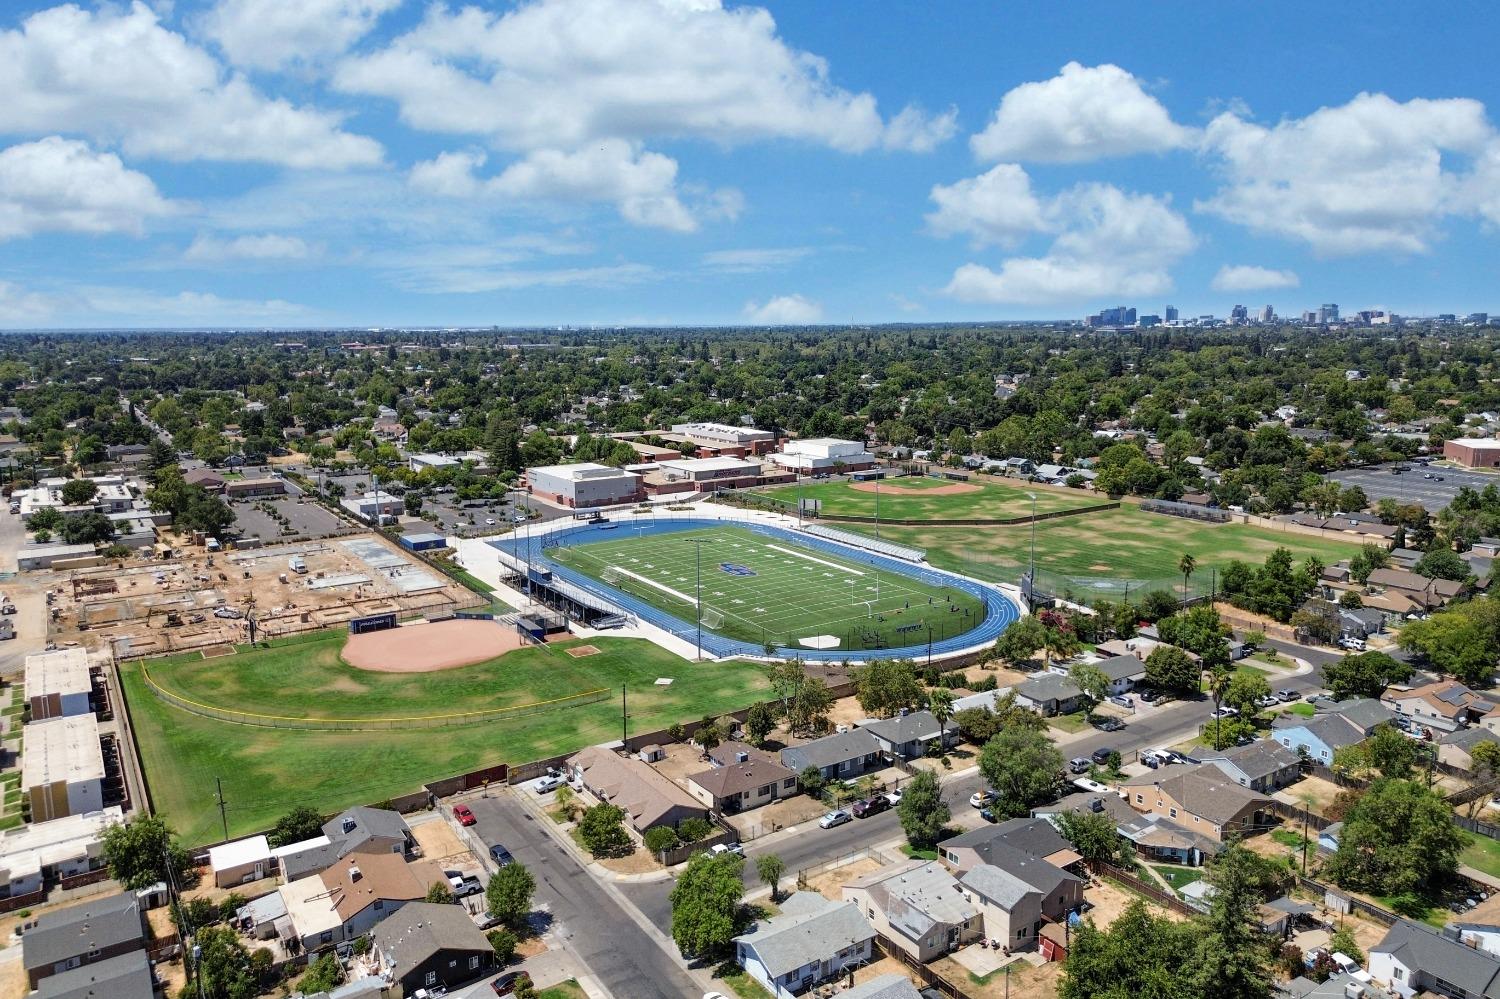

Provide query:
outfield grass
left=758, top=477, right=1099, bottom=521
left=850, top=505, right=1363, bottom=595
left=119, top=634, right=769, bottom=845
left=549, top=525, right=985, bottom=650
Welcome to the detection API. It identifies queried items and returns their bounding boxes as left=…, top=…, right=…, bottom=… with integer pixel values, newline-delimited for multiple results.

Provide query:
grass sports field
left=119, top=630, right=769, bottom=844
left=547, top=525, right=986, bottom=650
left=758, top=476, right=1100, bottom=520
left=848, top=505, right=1363, bottom=601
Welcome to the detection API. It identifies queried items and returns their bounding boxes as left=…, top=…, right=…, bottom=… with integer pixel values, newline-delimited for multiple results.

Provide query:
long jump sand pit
left=344, top=619, right=527, bottom=673
left=849, top=480, right=981, bottom=496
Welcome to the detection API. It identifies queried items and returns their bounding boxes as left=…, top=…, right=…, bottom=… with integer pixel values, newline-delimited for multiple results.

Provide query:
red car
left=453, top=803, right=476, bottom=826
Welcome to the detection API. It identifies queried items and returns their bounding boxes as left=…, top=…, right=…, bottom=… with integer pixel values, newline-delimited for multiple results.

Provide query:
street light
left=1026, top=492, right=1038, bottom=612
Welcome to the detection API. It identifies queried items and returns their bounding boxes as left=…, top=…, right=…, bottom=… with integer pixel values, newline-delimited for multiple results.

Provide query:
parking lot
left=420, top=493, right=515, bottom=537
left=1329, top=461, right=1499, bottom=510
left=232, top=495, right=350, bottom=542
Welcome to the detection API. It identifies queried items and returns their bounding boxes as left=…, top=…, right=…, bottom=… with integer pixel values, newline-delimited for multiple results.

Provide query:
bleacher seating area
left=800, top=524, right=926, bottom=562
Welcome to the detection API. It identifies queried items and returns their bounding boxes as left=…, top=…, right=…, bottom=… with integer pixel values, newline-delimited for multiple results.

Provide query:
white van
left=205, top=537, right=221, bottom=552
left=1339, top=636, right=1366, bottom=652
left=288, top=555, right=307, bottom=574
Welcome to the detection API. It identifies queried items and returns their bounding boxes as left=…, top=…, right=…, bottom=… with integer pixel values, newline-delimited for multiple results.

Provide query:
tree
left=1291, top=599, right=1342, bottom=645
left=669, top=851, right=745, bottom=957
left=1179, top=552, right=1197, bottom=598
left=694, top=719, right=722, bottom=758
left=1415, top=547, right=1471, bottom=582
left=1140, top=589, right=1181, bottom=622
left=102, top=815, right=193, bottom=891
left=953, top=706, right=1003, bottom=744
left=927, top=688, right=954, bottom=737
left=1069, top=662, right=1110, bottom=715
left=745, top=702, right=775, bottom=746
left=1366, top=724, right=1421, bottom=780
left=577, top=804, right=632, bottom=858
left=1223, top=671, right=1272, bottom=717
left=193, top=925, right=270, bottom=999
left=28, top=506, right=62, bottom=533
left=798, top=765, right=826, bottom=799
left=1329, top=924, right=1364, bottom=967
left=979, top=727, right=1064, bottom=818
left=1144, top=645, right=1199, bottom=697
left=298, top=953, right=342, bottom=994
left=60, top=478, right=98, bottom=505
left=993, top=615, right=1046, bottom=667
left=853, top=659, right=922, bottom=717
left=487, top=928, right=518, bottom=965
left=755, top=853, right=786, bottom=901
left=1192, top=844, right=1274, bottom=999
left=1059, top=899, right=1200, bottom=999
left=1325, top=778, right=1466, bottom=896
left=61, top=511, right=115, bottom=545
left=897, top=770, right=949, bottom=849
left=1399, top=611, right=1495, bottom=686
left=643, top=826, right=680, bottom=854
left=425, top=879, right=455, bottom=904
left=1054, top=809, right=1127, bottom=866
left=486, top=862, right=536, bottom=928
left=1322, top=651, right=1412, bottom=700
left=267, top=806, right=324, bottom=848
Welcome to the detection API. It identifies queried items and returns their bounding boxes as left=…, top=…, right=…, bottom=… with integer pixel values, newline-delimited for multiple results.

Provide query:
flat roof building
left=0, top=806, right=123, bottom=898
left=526, top=462, right=645, bottom=510
left=24, top=648, right=95, bottom=721
left=23, top=715, right=105, bottom=822
left=769, top=438, right=876, bottom=473
left=17, top=543, right=100, bottom=571
left=1444, top=438, right=1500, bottom=469
left=669, top=421, right=776, bottom=455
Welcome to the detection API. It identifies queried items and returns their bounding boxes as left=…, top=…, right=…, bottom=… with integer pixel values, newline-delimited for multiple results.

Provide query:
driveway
left=464, top=793, right=700, bottom=999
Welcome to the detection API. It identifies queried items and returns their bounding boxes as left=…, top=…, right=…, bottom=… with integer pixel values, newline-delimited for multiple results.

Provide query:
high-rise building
left=1230, top=304, right=1249, bottom=323
left=1259, top=305, right=1274, bottom=323
left=1302, top=310, right=1319, bottom=324
left=1318, top=303, right=1339, bottom=323
left=1165, top=305, right=1179, bottom=322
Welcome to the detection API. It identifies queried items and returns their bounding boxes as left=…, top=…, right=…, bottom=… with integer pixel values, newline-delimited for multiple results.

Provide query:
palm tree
left=928, top=689, right=954, bottom=744
left=1178, top=553, right=1197, bottom=600
left=1207, top=665, right=1233, bottom=749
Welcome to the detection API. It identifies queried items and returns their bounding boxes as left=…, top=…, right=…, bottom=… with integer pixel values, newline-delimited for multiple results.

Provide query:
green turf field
left=547, top=525, right=985, bottom=650
left=757, top=476, right=1100, bottom=521
left=845, top=505, right=1363, bottom=602
left=119, top=631, right=769, bottom=844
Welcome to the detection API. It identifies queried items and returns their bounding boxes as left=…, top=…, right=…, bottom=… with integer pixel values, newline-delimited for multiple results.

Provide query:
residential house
left=708, top=742, right=778, bottom=767
left=372, top=901, right=496, bottom=996
left=1032, top=791, right=1138, bottom=829
left=835, top=974, right=924, bottom=999
left=959, top=858, right=1085, bottom=952
left=321, top=807, right=414, bottom=859
left=1086, top=654, right=1149, bottom=695
left=279, top=852, right=444, bottom=951
left=1272, top=698, right=1394, bottom=764
left=733, top=892, right=876, bottom=999
left=685, top=758, right=798, bottom=813
left=1339, top=608, right=1386, bottom=640
left=859, top=711, right=956, bottom=761
left=183, top=468, right=226, bottom=493
left=1370, top=917, right=1500, bottom=998
left=1197, top=740, right=1303, bottom=793
left=1120, top=764, right=1273, bottom=842
left=24, top=648, right=97, bottom=721
left=1115, top=811, right=1222, bottom=866
left=938, top=818, right=1078, bottom=876
left=1094, top=637, right=1198, bottom=669
left=567, top=746, right=709, bottom=832
left=1440, top=727, right=1500, bottom=773
left=208, top=835, right=272, bottom=888
left=1014, top=674, right=1086, bottom=717
left=1383, top=681, right=1499, bottom=735
left=22, top=892, right=146, bottom=989
left=33, top=950, right=155, bottom=999
left=843, top=860, right=980, bottom=962
left=780, top=730, right=883, bottom=782
left=1366, top=567, right=1466, bottom=611
left=23, top=714, right=105, bottom=822
left=0, top=806, right=123, bottom=900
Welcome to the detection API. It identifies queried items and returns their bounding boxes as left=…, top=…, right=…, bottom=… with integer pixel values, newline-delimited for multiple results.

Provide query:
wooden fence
left=1089, top=861, right=1200, bottom=918
left=872, top=937, right=973, bottom=999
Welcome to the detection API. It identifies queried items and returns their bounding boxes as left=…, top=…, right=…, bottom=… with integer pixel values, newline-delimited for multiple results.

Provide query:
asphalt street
left=464, top=794, right=701, bottom=999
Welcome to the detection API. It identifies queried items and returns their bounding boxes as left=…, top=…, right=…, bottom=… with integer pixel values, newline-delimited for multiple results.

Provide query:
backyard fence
left=1089, top=861, right=1200, bottom=918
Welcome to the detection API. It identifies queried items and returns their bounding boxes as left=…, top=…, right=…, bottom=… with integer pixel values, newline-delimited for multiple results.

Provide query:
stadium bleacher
left=800, top=524, right=926, bottom=562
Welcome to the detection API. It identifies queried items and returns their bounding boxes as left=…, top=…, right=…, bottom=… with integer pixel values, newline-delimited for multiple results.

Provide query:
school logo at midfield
left=719, top=563, right=757, bottom=577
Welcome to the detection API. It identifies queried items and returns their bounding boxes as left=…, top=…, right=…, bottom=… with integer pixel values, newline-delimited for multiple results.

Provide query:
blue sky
left=0, top=0, right=1496, bottom=328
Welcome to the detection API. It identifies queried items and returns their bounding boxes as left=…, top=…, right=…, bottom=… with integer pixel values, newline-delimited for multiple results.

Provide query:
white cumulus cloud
left=0, top=137, right=175, bottom=241
left=743, top=294, right=824, bottom=324
left=971, top=62, right=1193, bottom=163
left=200, top=0, right=401, bottom=71
left=0, top=2, right=382, bottom=168
left=926, top=163, right=1049, bottom=248
left=1210, top=264, right=1300, bottom=292
left=184, top=233, right=314, bottom=262
left=1198, top=92, right=1495, bottom=255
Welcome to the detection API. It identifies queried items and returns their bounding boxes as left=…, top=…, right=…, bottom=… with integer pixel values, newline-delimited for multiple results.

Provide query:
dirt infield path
left=849, top=480, right=981, bottom=496
left=344, top=618, right=526, bottom=672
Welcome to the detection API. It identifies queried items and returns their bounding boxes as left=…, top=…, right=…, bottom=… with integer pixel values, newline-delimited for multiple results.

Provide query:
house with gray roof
left=686, top=757, right=798, bottom=812
left=1090, top=654, right=1148, bottom=694
left=838, top=973, right=923, bottom=999
left=959, top=857, right=1084, bottom=953
left=1441, top=726, right=1500, bottom=772
left=938, top=818, right=1076, bottom=875
left=33, top=950, right=154, bottom=999
left=1282, top=972, right=1375, bottom=999
left=1121, top=764, right=1273, bottom=843
left=1014, top=674, right=1085, bottom=716
left=22, top=892, right=146, bottom=990
left=734, top=892, right=875, bottom=999
left=780, top=729, right=883, bottom=781
left=322, top=806, right=414, bottom=859
left=843, top=860, right=979, bottom=962
left=1370, top=917, right=1500, bottom=998
left=1199, top=740, right=1303, bottom=793
left=372, top=901, right=495, bottom=996
left=859, top=710, right=955, bottom=760
left=1273, top=698, right=1394, bottom=764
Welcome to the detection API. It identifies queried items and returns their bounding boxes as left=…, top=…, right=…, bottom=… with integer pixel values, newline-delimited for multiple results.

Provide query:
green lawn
left=714, top=966, right=774, bottom=999
left=758, top=477, right=1099, bottom=521
left=1285, top=702, right=1316, bottom=717
left=549, top=524, right=985, bottom=650
left=1151, top=865, right=1203, bottom=892
left=848, top=505, right=1363, bottom=598
left=1050, top=711, right=1090, bottom=733
left=536, top=982, right=589, bottom=999
left=1271, top=829, right=1309, bottom=852
left=1463, top=835, right=1500, bottom=880
left=120, top=633, right=769, bottom=845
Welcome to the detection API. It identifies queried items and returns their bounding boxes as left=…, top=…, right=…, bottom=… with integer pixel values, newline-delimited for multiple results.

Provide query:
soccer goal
left=700, top=607, right=725, bottom=629
left=602, top=567, right=625, bottom=586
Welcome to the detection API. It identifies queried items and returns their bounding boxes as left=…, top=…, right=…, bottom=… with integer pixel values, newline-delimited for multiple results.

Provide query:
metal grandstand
left=1139, top=498, right=1232, bottom=523
left=798, top=524, right=926, bottom=562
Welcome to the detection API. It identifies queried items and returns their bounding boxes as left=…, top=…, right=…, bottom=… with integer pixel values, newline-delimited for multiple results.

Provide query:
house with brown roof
left=1120, top=764, right=1274, bottom=842
left=1366, top=567, right=1466, bottom=610
left=567, top=746, right=709, bottom=832
left=183, top=468, right=226, bottom=493
left=1382, top=681, right=1499, bottom=735
left=686, top=758, right=798, bottom=813
left=278, top=851, right=444, bottom=951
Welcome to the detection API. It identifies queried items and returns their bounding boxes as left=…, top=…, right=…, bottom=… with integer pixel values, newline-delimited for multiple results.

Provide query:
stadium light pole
left=1026, top=492, right=1038, bottom=613
left=688, top=537, right=706, bottom=661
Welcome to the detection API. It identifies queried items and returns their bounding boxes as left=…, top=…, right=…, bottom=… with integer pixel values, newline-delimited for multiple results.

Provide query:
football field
left=547, top=525, right=987, bottom=651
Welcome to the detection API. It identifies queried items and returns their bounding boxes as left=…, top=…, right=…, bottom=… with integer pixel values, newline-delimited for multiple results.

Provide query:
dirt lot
left=649, top=742, right=712, bottom=785
left=800, top=856, right=886, bottom=900
left=1089, top=877, right=1187, bottom=928
left=1274, top=775, right=1352, bottom=816
left=933, top=954, right=1062, bottom=999
left=50, top=531, right=482, bottom=659
left=411, top=816, right=469, bottom=863
left=726, top=794, right=829, bottom=840
left=0, top=958, right=25, bottom=999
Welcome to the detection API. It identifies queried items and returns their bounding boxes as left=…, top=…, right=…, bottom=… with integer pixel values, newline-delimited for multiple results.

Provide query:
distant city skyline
left=0, top=1, right=1497, bottom=328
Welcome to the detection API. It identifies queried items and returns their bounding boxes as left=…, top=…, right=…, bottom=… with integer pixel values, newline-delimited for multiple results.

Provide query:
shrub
left=643, top=826, right=680, bottom=853
left=678, top=817, right=714, bottom=842
left=487, top=928, right=518, bottom=964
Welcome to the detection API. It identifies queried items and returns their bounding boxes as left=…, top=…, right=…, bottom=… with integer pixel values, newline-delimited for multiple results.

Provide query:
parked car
left=884, top=789, right=903, bottom=806
left=1095, top=717, right=1125, bottom=732
left=1210, top=706, right=1240, bottom=719
left=819, top=810, right=852, bottom=829
left=969, top=790, right=994, bottom=809
left=453, top=803, right=477, bottom=826
left=485, top=518, right=496, bottom=525
left=1090, top=747, right=1115, bottom=765
left=852, top=796, right=889, bottom=818
left=1108, top=694, right=1133, bottom=708
left=449, top=874, right=483, bottom=899
left=1138, top=689, right=1164, bottom=704
left=1068, top=756, right=1092, bottom=774
left=534, top=775, right=564, bottom=794
left=1277, top=689, right=1299, bottom=702
left=709, top=842, right=745, bottom=857
left=489, top=843, right=514, bottom=866
left=1255, top=694, right=1280, bottom=709
left=1338, top=637, right=1366, bottom=651
left=492, top=972, right=530, bottom=996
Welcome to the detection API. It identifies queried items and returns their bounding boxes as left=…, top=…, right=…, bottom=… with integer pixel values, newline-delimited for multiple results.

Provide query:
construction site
left=48, top=533, right=486, bottom=659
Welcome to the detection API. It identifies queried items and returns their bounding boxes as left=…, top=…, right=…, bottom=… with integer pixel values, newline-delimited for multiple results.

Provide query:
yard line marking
left=765, top=543, right=864, bottom=575
left=609, top=565, right=698, bottom=606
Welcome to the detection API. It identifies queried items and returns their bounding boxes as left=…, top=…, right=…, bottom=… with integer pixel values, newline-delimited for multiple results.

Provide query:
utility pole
left=873, top=474, right=880, bottom=539
left=1301, top=802, right=1310, bottom=875
left=1026, top=492, right=1038, bottom=612
left=621, top=685, right=628, bottom=745
left=215, top=777, right=228, bottom=842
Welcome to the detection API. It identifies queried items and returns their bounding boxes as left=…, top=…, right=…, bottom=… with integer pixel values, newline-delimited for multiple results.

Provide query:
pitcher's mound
left=344, top=619, right=527, bottom=673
